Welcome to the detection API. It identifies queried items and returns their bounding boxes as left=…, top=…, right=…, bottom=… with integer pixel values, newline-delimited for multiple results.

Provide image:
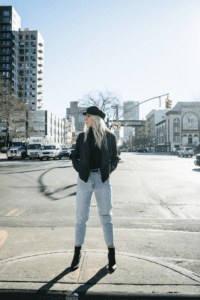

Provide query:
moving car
left=39, top=145, right=62, bottom=161
left=194, top=154, right=200, bottom=167
left=136, top=147, right=148, bottom=153
left=171, top=147, right=180, bottom=155
left=61, top=147, right=69, bottom=157
left=178, top=147, right=194, bottom=158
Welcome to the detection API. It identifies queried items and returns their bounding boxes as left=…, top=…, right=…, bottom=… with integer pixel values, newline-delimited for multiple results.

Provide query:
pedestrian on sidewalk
left=69, top=106, right=119, bottom=273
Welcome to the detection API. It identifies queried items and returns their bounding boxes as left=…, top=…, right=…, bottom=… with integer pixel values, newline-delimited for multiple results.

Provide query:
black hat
left=83, top=106, right=106, bottom=120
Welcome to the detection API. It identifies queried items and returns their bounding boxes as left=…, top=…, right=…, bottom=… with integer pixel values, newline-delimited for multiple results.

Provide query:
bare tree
left=79, top=89, right=123, bottom=128
left=0, top=75, right=32, bottom=146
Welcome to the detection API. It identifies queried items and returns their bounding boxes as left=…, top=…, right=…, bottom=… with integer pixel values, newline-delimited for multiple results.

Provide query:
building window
left=25, top=92, right=29, bottom=97
left=25, top=56, right=29, bottom=61
left=31, top=42, right=36, bottom=47
left=26, top=35, right=29, bottom=40
left=3, top=11, right=10, bottom=16
left=20, top=78, right=24, bottom=82
left=25, top=49, right=29, bottom=54
left=31, top=34, right=36, bottom=40
left=31, top=63, right=36, bottom=68
left=26, top=42, right=29, bottom=47
left=25, top=85, right=29, bottom=90
left=19, top=56, right=24, bottom=61
left=31, top=56, right=36, bottom=61
left=25, top=78, right=29, bottom=83
left=3, top=17, right=10, bottom=22
left=25, top=70, right=29, bottom=75
left=31, top=48, right=36, bottom=54
left=25, top=63, right=29, bottom=68
left=19, top=49, right=24, bottom=54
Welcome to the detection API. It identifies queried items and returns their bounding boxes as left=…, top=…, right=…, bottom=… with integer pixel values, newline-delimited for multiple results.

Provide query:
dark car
left=136, top=147, right=147, bottom=153
left=61, top=147, right=69, bottom=157
left=67, top=147, right=75, bottom=158
left=194, top=154, right=200, bottom=167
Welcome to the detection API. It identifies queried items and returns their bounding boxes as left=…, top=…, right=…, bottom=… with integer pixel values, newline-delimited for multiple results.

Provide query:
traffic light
left=165, top=98, right=172, bottom=109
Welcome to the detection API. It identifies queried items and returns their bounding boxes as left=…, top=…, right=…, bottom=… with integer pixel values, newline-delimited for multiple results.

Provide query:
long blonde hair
left=84, top=115, right=112, bottom=149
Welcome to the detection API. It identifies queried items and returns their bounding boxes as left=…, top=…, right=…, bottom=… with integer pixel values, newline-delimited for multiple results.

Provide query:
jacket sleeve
left=110, top=134, right=119, bottom=173
left=69, top=134, right=81, bottom=172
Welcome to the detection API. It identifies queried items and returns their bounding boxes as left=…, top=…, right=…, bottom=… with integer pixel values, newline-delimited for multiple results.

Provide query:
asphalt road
left=0, top=153, right=200, bottom=275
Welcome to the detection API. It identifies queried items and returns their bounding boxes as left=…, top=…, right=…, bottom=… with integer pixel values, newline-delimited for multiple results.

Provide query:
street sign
left=112, top=122, right=121, bottom=130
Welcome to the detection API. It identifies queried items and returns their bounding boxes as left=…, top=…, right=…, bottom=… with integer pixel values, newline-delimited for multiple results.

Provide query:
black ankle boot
left=71, top=246, right=82, bottom=270
left=108, top=247, right=117, bottom=273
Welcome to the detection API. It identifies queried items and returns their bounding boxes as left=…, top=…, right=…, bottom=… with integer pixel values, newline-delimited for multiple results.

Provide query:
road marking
left=16, top=210, right=24, bottom=216
left=5, top=209, right=18, bottom=216
left=0, top=230, right=8, bottom=246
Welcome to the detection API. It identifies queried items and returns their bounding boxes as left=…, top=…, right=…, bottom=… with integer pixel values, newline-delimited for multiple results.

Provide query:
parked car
left=171, top=147, right=180, bottom=155
left=136, top=147, right=148, bottom=153
left=194, top=154, right=200, bottom=166
left=61, top=147, right=69, bottom=157
left=178, top=147, right=194, bottom=157
left=39, top=145, right=62, bottom=161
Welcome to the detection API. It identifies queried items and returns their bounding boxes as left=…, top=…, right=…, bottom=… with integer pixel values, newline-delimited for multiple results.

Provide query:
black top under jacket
left=70, top=127, right=119, bottom=183
left=88, top=127, right=101, bottom=170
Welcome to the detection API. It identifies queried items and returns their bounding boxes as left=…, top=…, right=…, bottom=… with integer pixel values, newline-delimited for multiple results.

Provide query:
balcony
left=38, top=47, right=43, bottom=53
left=37, top=82, right=43, bottom=87
left=38, top=89, right=43, bottom=94
left=38, top=69, right=43, bottom=74
left=38, top=56, right=43, bottom=60
left=37, top=103, right=43, bottom=109
left=37, top=98, right=43, bottom=101
left=38, top=62, right=43, bottom=67
left=38, top=42, right=43, bottom=46
left=38, top=76, right=43, bottom=81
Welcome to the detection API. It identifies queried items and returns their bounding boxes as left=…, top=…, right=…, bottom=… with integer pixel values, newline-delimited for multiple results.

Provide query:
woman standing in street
left=69, top=106, right=119, bottom=273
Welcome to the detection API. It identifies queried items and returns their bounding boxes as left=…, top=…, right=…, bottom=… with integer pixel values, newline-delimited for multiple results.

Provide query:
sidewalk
left=0, top=229, right=200, bottom=299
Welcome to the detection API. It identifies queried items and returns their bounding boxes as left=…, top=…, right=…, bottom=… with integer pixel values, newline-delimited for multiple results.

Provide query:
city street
left=0, top=153, right=200, bottom=296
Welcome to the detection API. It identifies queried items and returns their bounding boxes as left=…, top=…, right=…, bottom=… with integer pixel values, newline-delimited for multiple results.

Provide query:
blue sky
left=3, top=0, right=200, bottom=129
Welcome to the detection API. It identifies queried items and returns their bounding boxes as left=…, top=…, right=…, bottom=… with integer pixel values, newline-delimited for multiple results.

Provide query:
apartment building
left=0, top=6, right=44, bottom=111
left=18, top=28, right=44, bottom=111
left=145, top=109, right=168, bottom=146
left=67, top=101, right=88, bottom=135
left=123, top=101, right=139, bottom=145
left=28, top=110, right=65, bottom=145
left=0, top=6, right=21, bottom=96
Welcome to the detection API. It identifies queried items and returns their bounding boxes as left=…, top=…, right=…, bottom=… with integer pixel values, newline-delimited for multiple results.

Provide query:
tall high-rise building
left=0, top=6, right=44, bottom=112
left=0, top=6, right=21, bottom=96
left=18, top=28, right=44, bottom=111
left=123, top=101, right=139, bottom=143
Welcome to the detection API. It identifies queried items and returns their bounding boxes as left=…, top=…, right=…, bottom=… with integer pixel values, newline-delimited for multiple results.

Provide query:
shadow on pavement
left=38, top=165, right=76, bottom=200
left=35, top=265, right=109, bottom=297
left=192, top=168, right=200, bottom=172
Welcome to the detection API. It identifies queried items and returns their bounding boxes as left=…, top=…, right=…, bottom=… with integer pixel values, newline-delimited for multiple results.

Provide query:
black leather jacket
left=70, top=130, right=119, bottom=183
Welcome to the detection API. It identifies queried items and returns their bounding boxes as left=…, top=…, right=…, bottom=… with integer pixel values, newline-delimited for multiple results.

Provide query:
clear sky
left=3, top=0, right=200, bottom=129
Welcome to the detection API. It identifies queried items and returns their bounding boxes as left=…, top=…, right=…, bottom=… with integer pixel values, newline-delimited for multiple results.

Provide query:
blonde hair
left=84, top=115, right=112, bottom=148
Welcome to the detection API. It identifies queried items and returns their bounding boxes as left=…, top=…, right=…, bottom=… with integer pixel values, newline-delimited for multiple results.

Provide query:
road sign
left=112, top=122, right=121, bottom=130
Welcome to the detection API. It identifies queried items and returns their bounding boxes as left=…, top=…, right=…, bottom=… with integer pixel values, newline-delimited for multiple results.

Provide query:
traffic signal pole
left=107, top=93, right=169, bottom=129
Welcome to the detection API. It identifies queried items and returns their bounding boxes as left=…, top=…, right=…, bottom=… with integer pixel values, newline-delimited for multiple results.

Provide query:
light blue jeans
left=75, top=169, right=114, bottom=246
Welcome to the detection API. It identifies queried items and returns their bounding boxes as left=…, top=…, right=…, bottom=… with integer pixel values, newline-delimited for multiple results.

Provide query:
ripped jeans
left=75, top=169, right=114, bottom=246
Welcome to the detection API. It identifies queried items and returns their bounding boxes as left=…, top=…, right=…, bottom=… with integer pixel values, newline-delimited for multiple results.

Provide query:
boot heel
left=71, top=246, right=82, bottom=271
left=108, top=247, right=117, bottom=273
